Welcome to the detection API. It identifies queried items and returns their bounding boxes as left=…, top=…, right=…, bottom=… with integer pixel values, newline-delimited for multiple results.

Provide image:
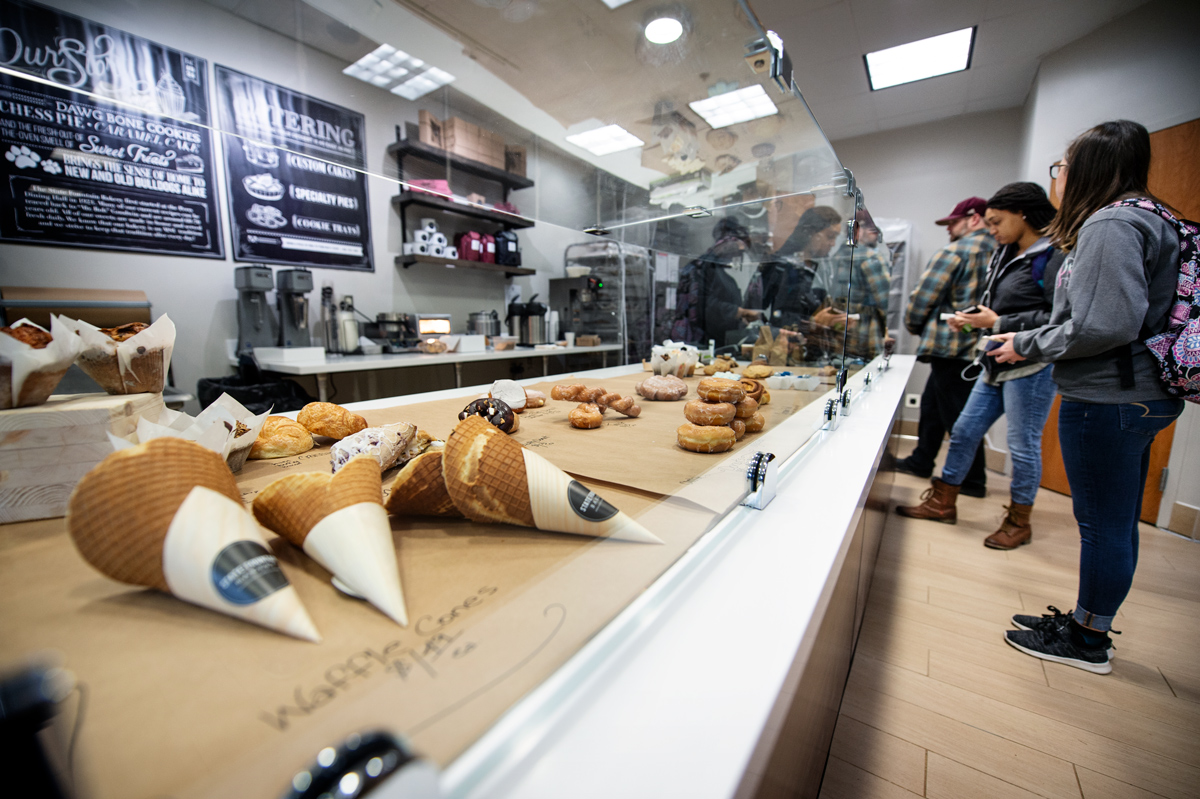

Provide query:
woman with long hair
left=990, top=120, right=1185, bottom=673
left=897, top=183, right=1063, bottom=551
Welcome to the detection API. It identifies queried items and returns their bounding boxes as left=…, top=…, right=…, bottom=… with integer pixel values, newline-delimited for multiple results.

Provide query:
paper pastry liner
left=106, top=392, right=269, bottom=472
left=64, top=314, right=176, bottom=395
left=253, top=456, right=408, bottom=626
left=0, top=315, right=83, bottom=409
left=443, top=415, right=661, bottom=543
left=66, top=437, right=320, bottom=641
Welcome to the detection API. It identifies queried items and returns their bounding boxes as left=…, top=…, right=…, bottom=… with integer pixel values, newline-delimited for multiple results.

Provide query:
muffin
left=0, top=318, right=82, bottom=409
left=69, top=316, right=175, bottom=395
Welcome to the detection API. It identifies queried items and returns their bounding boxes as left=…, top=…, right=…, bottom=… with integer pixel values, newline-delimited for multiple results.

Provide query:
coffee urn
left=235, top=265, right=277, bottom=355
left=276, top=269, right=313, bottom=347
left=506, top=295, right=548, bottom=346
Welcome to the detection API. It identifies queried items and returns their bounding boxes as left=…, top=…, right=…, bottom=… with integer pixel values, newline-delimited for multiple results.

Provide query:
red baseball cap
left=936, top=197, right=987, bottom=225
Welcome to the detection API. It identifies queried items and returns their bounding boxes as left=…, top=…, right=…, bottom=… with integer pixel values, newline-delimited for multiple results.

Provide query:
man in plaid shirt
left=897, top=197, right=996, bottom=496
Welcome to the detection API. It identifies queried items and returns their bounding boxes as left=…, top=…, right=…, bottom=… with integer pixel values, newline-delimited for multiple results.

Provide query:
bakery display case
left=0, top=1, right=900, bottom=797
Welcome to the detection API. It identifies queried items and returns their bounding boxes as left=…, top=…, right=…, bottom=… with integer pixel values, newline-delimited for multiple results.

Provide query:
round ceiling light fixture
left=644, top=17, right=683, bottom=44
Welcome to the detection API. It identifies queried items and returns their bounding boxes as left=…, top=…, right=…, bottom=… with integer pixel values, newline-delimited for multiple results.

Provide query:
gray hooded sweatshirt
left=1012, top=204, right=1180, bottom=404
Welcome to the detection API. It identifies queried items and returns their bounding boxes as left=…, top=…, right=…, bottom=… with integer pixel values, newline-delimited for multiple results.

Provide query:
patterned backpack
left=1112, top=198, right=1200, bottom=403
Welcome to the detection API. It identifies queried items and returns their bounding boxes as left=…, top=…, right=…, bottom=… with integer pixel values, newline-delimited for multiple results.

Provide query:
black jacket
left=980, top=238, right=1064, bottom=333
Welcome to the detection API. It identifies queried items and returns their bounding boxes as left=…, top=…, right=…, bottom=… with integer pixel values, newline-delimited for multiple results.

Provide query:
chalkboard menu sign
left=215, top=66, right=373, bottom=271
left=0, top=0, right=223, bottom=258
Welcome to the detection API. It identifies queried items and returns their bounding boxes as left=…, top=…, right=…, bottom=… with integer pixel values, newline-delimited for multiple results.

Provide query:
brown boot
left=896, top=478, right=959, bottom=523
left=985, top=503, right=1033, bottom=549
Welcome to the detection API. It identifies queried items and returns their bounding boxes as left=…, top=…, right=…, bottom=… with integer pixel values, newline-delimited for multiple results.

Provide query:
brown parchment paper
left=0, top=366, right=829, bottom=799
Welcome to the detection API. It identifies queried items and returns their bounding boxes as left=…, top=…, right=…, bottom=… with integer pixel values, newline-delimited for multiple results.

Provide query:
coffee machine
left=235, top=265, right=277, bottom=355
left=276, top=269, right=313, bottom=347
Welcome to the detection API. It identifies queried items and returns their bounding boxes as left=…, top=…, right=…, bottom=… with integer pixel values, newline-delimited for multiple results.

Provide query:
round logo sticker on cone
left=567, top=481, right=618, bottom=522
left=211, top=541, right=289, bottom=605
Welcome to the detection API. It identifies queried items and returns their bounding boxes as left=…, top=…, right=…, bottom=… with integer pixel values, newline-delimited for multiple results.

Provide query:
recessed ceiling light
left=644, top=17, right=683, bottom=44
left=565, top=124, right=645, bottom=156
left=864, top=27, right=975, bottom=90
left=688, top=84, right=778, bottom=130
left=343, top=45, right=454, bottom=99
left=599, top=0, right=636, bottom=8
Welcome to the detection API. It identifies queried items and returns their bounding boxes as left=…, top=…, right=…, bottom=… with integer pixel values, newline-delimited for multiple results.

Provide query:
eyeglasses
left=1049, top=163, right=1067, bottom=179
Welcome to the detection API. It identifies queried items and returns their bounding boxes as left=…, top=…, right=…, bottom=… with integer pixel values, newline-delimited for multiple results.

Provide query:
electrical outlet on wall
left=905, top=393, right=921, bottom=409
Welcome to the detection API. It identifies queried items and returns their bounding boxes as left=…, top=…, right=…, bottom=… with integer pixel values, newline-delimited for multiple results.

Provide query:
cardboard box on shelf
left=418, top=109, right=443, bottom=149
left=505, top=145, right=527, bottom=177
left=576, top=334, right=602, bottom=347
left=417, top=111, right=506, bottom=168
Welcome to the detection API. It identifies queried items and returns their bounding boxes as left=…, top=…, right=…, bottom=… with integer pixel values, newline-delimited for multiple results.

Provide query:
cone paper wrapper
left=64, top=314, right=175, bottom=393
left=0, top=315, right=83, bottom=408
left=162, top=486, right=321, bottom=642
left=108, top=393, right=268, bottom=471
left=302, top=502, right=408, bottom=626
left=521, top=449, right=662, bottom=544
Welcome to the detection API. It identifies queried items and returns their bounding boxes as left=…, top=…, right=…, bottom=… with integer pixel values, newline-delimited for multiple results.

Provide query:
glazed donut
left=734, top=396, right=759, bottom=418
left=743, top=412, right=766, bottom=433
left=697, top=377, right=745, bottom=404
left=729, top=419, right=746, bottom=440
left=738, top=378, right=764, bottom=402
left=569, top=403, right=604, bottom=429
left=677, top=422, right=736, bottom=453
left=684, top=399, right=736, bottom=426
left=635, top=375, right=688, bottom=401
left=604, top=394, right=642, bottom=417
left=551, top=384, right=607, bottom=403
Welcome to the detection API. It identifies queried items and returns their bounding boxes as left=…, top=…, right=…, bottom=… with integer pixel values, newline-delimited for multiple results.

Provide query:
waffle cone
left=385, top=450, right=461, bottom=517
left=251, top=472, right=332, bottom=548
left=443, top=416, right=536, bottom=527
left=328, top=455, right=384, bottom=511
left=67, top=438, right=241, bottom=590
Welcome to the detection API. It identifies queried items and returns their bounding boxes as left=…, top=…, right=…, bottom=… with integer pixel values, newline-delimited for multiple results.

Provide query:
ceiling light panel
left=688, top=84, right=778, bottom=130
left=864, top=27, right=975, bottom=91
left=599, top=0, right=637, bottom=8
left=565, top=124, right=645, bottom=156
left=343, top=44, right=454, bottom=100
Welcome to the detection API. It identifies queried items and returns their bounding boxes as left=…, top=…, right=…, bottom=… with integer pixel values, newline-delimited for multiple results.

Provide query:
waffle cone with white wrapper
left=253, top=456, right=409, bottom=626
left=386, top=450, right=462, bottom=517
left=442, top=415, right=662, bottom=544
left=66, top=437, right=321, bottom=641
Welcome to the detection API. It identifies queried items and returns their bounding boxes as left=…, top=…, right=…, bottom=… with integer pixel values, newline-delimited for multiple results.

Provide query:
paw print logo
left=5, top=145, right=41, bottom=169
left=41, top=160, right=62, bottom=175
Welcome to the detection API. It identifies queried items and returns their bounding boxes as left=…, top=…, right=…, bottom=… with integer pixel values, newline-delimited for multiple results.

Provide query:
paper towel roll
left=411, top=229, right=431, bottom=244
left=431, top=245, right=445, bottom=257
left=403, top=242, right=429, bottom=255
left=445, top=246, right=459, bottom=259
left=420, top=218, right=438, bottom=232
left=431, top=232, right=448, bottom=247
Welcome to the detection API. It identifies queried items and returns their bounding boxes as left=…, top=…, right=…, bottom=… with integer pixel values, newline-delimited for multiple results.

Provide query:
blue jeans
left=940, top=367, right=1057, bottom=505
left=1058, top=398, right=1184, bottom=631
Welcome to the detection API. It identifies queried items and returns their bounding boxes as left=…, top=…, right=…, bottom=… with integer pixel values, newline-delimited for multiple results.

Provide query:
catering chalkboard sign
left=215, top=66, right=373, bottom=271
left=0, top=0, right=223, bottom=258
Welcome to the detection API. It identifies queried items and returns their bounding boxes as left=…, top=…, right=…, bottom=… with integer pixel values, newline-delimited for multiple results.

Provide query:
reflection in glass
left=821, top=209, right=893, bottom=362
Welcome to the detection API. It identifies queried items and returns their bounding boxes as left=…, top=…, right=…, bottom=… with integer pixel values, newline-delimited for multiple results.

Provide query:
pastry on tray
left=635, top=375, right=688, bottom=401
left=66, top=314, right=176, bottom=395
left=330, top=423, right=441, bottom=474
left=249, top=416, right=314, bottom=459
left=440, top=415, right=661, bottom=543
left=253, top=455, right=408, bottom=626
left=297, top=402, right=367, bottom=440
left=0, top=316, right=82, bottom=409
left=66, top=437, right=321, bottom=641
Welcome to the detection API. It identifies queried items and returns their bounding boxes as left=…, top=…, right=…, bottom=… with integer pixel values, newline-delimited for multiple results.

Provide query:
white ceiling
left=203, top=0, right=1148, bottom=185
left=754, top=0, right=1148, bottom=140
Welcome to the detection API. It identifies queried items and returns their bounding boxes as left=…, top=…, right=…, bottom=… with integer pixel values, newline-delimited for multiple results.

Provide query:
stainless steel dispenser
left=235, top=265, right=277, bottom=355
left=276, top=269, right=313, bottom=347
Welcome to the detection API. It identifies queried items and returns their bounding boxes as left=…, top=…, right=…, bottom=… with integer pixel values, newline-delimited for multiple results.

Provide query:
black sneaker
left=1005, top=625, right=1112, bottom=674
left=1012, top=606, right=1116, bottom=660
left=894, top=457, right=932, bottom=479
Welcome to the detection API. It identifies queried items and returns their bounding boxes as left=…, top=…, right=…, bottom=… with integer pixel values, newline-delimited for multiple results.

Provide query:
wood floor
left=819, top=443, right=1200, bottom=799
